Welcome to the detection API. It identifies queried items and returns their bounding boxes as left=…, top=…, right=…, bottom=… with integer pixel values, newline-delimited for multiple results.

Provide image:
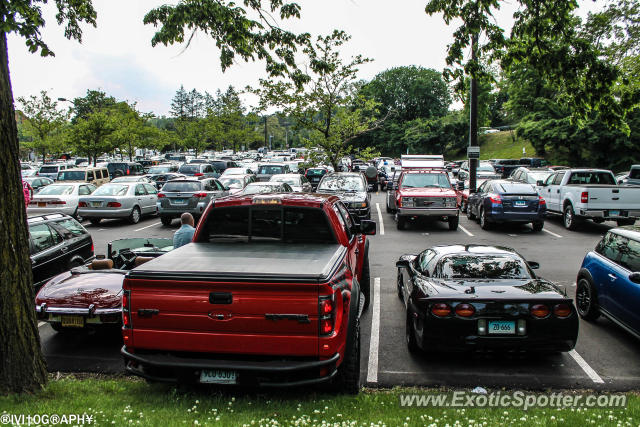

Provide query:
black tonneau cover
left=127, top=243, right=346, bottom=283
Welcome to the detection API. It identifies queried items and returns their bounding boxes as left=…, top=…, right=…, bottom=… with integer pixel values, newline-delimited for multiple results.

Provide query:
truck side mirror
left=457, top=181, right=465, bottom=190
left=537, top=180, right=545, bottom=186
left=358, top=220, right=376, bottom=235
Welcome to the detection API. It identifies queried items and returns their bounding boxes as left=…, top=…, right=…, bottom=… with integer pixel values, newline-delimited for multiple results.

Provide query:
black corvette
left=396, top=245, right=578, bottom=353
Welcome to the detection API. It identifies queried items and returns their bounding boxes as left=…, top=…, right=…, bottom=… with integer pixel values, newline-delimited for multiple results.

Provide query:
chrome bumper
left=578, top=209, right=640, bottom=219
left=397, top=207, right=459, bottom=216
left=35, top=304, right=120, bottom=315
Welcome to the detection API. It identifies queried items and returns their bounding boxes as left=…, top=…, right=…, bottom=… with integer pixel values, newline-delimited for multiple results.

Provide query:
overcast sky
left=7, top=0, right=602, bottom=116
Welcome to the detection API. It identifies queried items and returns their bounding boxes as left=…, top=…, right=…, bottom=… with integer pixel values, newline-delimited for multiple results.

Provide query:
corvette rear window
left=438, top=255, right=531, bottom=279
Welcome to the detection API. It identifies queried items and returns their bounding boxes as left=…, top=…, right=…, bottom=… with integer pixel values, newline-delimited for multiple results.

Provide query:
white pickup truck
left=535, top=168, right=640, bottom=230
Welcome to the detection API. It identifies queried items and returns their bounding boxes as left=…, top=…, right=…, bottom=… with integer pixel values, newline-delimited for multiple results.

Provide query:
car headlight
left=402, top=197, right=414, bottom=207
left=351, top=202, right=367, bottom=208
left=444, top=197, right=456, bottom=207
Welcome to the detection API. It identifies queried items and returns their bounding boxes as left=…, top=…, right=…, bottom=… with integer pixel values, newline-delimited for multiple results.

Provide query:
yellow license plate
left=61, top=315, right=84, bottom=328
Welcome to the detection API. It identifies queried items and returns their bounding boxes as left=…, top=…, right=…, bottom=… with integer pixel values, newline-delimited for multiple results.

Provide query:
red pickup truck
left=121, top=193, right=375, bottom=393
left=395, top=169, right=460, bottom=230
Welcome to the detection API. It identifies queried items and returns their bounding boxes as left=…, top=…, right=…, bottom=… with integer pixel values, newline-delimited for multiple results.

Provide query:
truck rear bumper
left=578, top=209, right=640, bottom=219
left=121, top=346, right=340, bottom=387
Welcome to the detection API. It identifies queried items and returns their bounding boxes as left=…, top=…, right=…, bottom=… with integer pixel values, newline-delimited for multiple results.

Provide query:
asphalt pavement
left=38, top=192, right=640, bottom=390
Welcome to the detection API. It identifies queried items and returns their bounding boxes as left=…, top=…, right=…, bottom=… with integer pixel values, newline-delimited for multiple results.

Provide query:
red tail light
left=319, top=295, right=335, bottom=336
left=90, top=242, right=94, bottom=253
left=157, top=193, right=165, bottom=198
left=122, top=291, right=131, bottom=328
left=107, top=202, right=122, bottom=207
left=530, top=304, right=550, bottom=318
left=581, top=192, right=588, bottom=203
left=193, top=192, right=208, bottom=198
left=78, top=201, right=87, bottom=207
left=194, top=173, right=204, bottom=176
left=431, top=303, right=452, bottom=317
left=539, top=196, right=546, bottom=206
left=455, top=303, right=475, bottom=317
left=126, top=169, right=130, bottom=175
left=488, top=193, right=502, bottom=204
left=553, top=303, right=572, bottom=318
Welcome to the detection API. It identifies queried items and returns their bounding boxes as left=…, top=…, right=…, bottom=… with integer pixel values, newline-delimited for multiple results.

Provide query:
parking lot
left=38, top=191, right=640, bottom=391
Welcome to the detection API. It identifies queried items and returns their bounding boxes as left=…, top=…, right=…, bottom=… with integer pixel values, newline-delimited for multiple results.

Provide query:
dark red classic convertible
left=35, top=238, right=173, bottom=332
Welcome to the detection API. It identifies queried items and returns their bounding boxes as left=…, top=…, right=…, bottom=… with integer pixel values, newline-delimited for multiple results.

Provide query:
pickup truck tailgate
left=124, top=243, right=346, bottom=357
left=583, top=186, right=640, bottom=211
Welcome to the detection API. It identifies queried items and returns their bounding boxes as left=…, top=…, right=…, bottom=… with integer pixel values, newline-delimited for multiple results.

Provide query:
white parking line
left=134, top=222, right=161, bottom=232
left=543, top=228, right=563, bottom=238
left=38, top=322, right=46, bottom=328
left=458, top=225, right=474, bottom=237
left=367, top=277, right=381, bottom=384
left=375, top=203, right=385, bottom=235
left=569, top=350, right=604, bottom=384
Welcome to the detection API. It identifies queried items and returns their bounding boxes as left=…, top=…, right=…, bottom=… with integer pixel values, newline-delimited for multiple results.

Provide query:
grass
left=1, top=376, right=638, bottom=426
left=448, top=131, right=537, bottom=160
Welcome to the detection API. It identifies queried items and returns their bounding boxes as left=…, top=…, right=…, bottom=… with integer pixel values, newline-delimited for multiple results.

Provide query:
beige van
left=56, top=167, right=111, bottom=187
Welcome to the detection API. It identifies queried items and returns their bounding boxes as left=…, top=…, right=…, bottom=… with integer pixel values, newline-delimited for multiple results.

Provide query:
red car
left=35, top=238, right=172, bottom=332
left=121, top=193, right=376, bottom=392
left=395, top=169, right=460, bottom=230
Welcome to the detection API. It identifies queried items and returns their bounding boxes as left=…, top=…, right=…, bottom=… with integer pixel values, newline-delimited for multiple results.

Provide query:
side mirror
left=629, top=272, right=640, bottom=284
left=396, top=259, right=410, bottom=269
left=359, top=220, right=377, bottom=236
left=537, top=180, right=545, bottom=186
left=527, top=261, right=540, bottom=269
left=457, top=181, right=465, bottom=190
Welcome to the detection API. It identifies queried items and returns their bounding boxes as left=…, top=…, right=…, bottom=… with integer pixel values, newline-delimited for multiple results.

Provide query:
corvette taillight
left=553, top=303, right=572, bottom=318
left=455, top=303, right=475, bottom=317
left=530, top=304, right=550, bottom=318
left=431, top=303, right=451, bottom=317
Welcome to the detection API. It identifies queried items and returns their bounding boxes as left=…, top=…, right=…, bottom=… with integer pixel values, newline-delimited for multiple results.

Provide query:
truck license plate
left=488, top=320, right=515, bottom=334
left=61, top=315, right=84, bottom=328
left=199, top=369, right=237, bottom=384
left=609, top=210, right=620, bottom=217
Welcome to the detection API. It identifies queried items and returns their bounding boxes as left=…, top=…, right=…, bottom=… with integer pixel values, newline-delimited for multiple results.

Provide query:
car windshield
left=241, top=184, right=281, bottom=195
left=567, top=171, right=616, bottom=185
left=440, top=255, right=532, bottom=279
left=57, top=171, right=86, bottom=180
left=271, top=176, right=299, bottom=185
left=220, top=178, right=244, bottom=189
left=477, top=164, right=495, bottom=172
left=148, top=166, right=172, bottom=173
left=401, top=173, right=450, bottom=189
left=527, top=172, right=552, bottom=184
left=37, top=185, right=74, bottom=196
left=162, top=181, right=202, bottom=192
left=93, top=184, right=129, bottom=196
left=318, top=176, right=364, bottom=192
left=258, top=165, right=286, bottom=175
left=110, top=238, right=174, bottom=257
left=178, top=165, right=201, bottom=174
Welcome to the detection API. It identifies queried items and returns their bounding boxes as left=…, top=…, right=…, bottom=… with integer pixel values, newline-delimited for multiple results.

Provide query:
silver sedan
left=269, top=174, right=312, bottom=192
left=78, top=182, right=158, bottom=225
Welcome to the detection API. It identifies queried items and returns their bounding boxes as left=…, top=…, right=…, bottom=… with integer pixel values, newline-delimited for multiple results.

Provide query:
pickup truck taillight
left=581, top=192, right=589, bottom=203
left=122, top=290, right=131, bottom=329
left=319, top=295, right=335, bottom=336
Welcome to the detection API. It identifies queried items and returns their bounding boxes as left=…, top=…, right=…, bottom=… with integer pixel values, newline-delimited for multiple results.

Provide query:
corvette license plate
left=61, top=315, right=84, bottom=328
left=609, top=210, right=620, bottom=217
left=514, top=201, right=527, bottom=207
left=488, top=320, right=515, bottom=334
left=199, top=369, right=237, bottom=384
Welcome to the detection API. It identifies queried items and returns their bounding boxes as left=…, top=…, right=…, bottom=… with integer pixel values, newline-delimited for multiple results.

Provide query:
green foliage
left=71, top=90, right=117, bottom=123
left=402, top=111, right=469, bottom=156
left=66, top=109, right=117, bottom=165
left=17, top=90, right=70, bottom=161
left=143, top=0, right=311, bottom=87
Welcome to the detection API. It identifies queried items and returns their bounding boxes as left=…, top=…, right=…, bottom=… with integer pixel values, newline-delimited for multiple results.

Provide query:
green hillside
left=447, top=130, right=537, bottom=160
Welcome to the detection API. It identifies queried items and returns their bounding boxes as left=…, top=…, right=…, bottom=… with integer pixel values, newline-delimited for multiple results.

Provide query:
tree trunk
left=0, top=31, right=48, bottom=394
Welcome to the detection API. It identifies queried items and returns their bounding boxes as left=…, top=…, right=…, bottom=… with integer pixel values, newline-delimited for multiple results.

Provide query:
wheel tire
left=89, top=218, right=101, bottom=226
left=372, top=183, right=379, bottom=192
left=480, top=208, right=491, bottom=230
left=397, top=270, right=404, bottom=300
left=532, top=221, right=544, bottom=232
left=334, top=319, right=360, bottom=394
left=448, top=215, right=459, bottom=231
left=563, top=204, right=580, bottom=230
left=467, top=203, right=476, bottom=220
left=129, top=206, right=141, bottom=224
left=396, top=214, right=406, bottom=230
left=617, top=218, right=636, bottom=226
left=73, top=208, right=83, bottom=223
left=576, top=277, right=600, bottom=321
left=386, top=203, right=391, bottom=214
left=361, top=252, right=371, bottom=312
left=160, top=216, right=172, bottom=226
left=406, top=310, right=419, bottom=353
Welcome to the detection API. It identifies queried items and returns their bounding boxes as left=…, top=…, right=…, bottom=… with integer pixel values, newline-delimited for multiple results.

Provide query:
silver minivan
left=38, top=164, right=68, bottom=181
left=157, top=178, right=229, bottom=226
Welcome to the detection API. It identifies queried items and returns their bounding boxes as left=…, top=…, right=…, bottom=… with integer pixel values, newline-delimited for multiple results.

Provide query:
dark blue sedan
left=466, top=180, right=546, bottom=231
left=576, top=226, right=640, bottom=339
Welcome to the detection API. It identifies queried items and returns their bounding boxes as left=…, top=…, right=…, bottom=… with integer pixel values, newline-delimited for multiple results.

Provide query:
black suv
left=492, top=159, right=521, bottom=178
left=316, top=172, right=371, bottom=220
left=28, top=214, right=94, bottom=287
left=105, top=162, right=145, bottom=179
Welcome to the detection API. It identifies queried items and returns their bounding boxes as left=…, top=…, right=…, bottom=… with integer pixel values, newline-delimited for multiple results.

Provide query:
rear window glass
left=92, top=184, right=129, bottom=196
left=438, top=255, right=531, bottom=279
left=258, top=165, right=286, bottom=175
left=209, top=161, right=227, bottom=171
left=495, top=183, right=536, bottom=193
left=567, top=172, right=615, bottom=185
left=57, top=171, right=86, bottom=180
left=162, top=181, right=202, bottom=192
left=201, top=206, right=335, bottom=244
left=39, top=166, right=59, bottom=173
left=38, top=185, right=74, bottom=196
left=307, top=169, right=326, bottom=176
left=56, top=218, right=87, bottom=237
left=178, top=165, right=200, bottom=174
